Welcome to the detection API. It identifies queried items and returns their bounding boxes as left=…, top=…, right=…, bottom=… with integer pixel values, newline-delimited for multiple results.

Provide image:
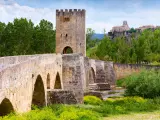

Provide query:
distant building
left=135, top=25, right=155, bottom=32
left=108, top=21, right=160, bottom=40
left=108, top=21, right=130, bottom=39
left=110, top=21, right=130, bottom=33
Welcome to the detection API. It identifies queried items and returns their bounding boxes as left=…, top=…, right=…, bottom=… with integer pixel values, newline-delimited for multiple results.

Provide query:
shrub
left=124, top=70, right=160, bottom=98
left=1, top=97, right=160, bottom=119
left=84, top=96, right=102, bottom=105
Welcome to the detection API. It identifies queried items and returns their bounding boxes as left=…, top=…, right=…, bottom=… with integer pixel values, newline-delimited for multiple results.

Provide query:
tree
left=0, top=18, right=56, bottom=56
left=32, top=19, right=55, bottom=54
left=86, top=28, right=95, bottom=50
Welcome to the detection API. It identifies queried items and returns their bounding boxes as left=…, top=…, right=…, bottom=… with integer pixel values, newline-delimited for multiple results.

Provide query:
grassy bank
left=104, top=111, right=160, bottom=120
left=1, top=96, right=160, bottom=120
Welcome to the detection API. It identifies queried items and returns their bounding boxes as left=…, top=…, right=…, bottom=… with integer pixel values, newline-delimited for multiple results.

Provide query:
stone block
left=47, top=90, right=77, bottom=105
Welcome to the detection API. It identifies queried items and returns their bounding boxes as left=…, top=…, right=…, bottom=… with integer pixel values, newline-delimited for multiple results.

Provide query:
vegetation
left=86, top=28, right=100, bottom=50
left=104, top=111, right=160, bottom=120
left=88, top=29, right=160, bottom=64
left=0, top=18, right=55, bottom=56
left=117, top=70, right=160, bottom=98
left=1, top=96, right=160, bottom=120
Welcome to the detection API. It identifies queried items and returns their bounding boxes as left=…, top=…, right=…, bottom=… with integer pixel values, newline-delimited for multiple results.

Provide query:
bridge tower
left=56, top=9, right=86, bottom=56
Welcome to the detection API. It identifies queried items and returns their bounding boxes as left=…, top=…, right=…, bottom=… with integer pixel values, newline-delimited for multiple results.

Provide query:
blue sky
left=1, top=0, right=160, bottom=33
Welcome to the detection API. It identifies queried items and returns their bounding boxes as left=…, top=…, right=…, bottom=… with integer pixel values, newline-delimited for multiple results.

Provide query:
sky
left=1, top=0, right=160, bottom=33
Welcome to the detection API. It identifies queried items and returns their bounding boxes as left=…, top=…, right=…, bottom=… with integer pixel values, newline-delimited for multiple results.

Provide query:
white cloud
left=1, top=1, right=160, bottom=33
left=0, top=2, right=56, bottom=27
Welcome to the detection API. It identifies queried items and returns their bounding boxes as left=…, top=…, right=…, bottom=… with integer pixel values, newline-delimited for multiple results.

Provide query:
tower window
left=64, top=17, right=70, bottom=22
left=66, top=34, right=68, bottom=37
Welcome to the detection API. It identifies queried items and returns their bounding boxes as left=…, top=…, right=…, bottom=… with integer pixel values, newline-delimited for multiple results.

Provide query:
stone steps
left=89, top=83, right=111, bottom=91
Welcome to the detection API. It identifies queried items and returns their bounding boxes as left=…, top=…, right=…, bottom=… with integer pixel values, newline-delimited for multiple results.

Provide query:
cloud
left=0, top=2, right=56, bottom=28
left=1, top=0, right=160, bottom=33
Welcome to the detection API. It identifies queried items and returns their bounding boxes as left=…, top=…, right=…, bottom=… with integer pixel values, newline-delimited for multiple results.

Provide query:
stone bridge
left=0, top=53, right=115, bottom=116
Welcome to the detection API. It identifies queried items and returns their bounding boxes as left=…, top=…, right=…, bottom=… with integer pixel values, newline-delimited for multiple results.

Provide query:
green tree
left=96, top=36, right=113, bottom=60
left=32, top=19, right=55, bottom=54
left=86, top=28, right=95, bottom=50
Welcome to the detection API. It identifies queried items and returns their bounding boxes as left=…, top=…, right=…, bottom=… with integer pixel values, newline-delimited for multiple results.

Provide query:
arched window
left=54, top=72, right=62, bottom=89
left=63, top=46, right=73, bottom=54
left=32, top=75, right=45, bottom=107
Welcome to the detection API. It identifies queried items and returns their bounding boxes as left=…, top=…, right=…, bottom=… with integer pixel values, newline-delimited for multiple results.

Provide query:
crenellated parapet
left=56, top=9, right=85, bottom=16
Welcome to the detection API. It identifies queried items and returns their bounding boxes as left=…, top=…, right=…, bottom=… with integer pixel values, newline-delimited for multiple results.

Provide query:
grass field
left=104, top=111, right=160, bottom=120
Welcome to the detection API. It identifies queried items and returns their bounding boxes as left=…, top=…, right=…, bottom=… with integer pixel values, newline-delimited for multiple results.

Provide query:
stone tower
left=123, top=21, right=128, bottom=26
left=56, top=9, right=86, bottom=56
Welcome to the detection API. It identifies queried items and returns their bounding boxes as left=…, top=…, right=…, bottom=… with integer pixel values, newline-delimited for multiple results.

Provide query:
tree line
left=0, top=18, right=55, bottom=56
left=87, top=28, right=160, bottom=64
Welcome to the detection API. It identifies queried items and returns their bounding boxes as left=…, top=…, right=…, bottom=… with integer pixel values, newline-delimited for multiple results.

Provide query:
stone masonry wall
left=47, top=90, right=77, bottom=105
left=114, top=63, right=160, bottom=80
left=56, top=9, right=86, bottom=56
left=62, top=53, right=84, bottom=103
left=0, top=54, right=62, bottom=113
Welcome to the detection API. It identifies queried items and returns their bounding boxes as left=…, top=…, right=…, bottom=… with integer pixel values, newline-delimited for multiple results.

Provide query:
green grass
left=1, top=96, right=160, bottom=120
left=104, top=111, right=160, bottom=120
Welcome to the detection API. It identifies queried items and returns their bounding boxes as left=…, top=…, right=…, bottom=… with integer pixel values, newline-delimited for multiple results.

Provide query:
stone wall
left=84, top=59, right=116, bottom=90
left=62, top=53, right=84, bottom=103
left=56, top=9, right=86, bottom=56
left=47, top=90, right=77, bottom=104
left=114, top=63, right=160, bottom=80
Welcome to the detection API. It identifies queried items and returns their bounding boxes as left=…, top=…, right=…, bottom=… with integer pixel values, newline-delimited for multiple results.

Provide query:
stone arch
left=89, top=67, right=96, bottom=84
left=0, top=98, right=14, bottom=116
left=32, top=75, right=45, bottom=107
left=54, top=72, right=62, bottom=89
left=47, top=73, right=50, bottom=89
left=63, top=46, right=73, bottom=54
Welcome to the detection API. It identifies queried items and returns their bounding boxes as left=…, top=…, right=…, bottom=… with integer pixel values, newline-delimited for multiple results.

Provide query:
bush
left=92, top=96, right=160, bottom=117
left=84, top=96, right=102, bottom=105
left=1, top=96, right=160, bottom=119
left=124, top=70, right=160, bottom=98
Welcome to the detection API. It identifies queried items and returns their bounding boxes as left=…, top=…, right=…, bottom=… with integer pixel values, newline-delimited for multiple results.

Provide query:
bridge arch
left=89, top=67, right=96, bottom=84
left=47, top=73, right=50, bottom=89
left=0, top=98, right=14, bottom=116
left=63, top=46, right=73, bottom=54
left=54, top=72, right=62, bottom=89
left=32, top=75, right=45, bottom=107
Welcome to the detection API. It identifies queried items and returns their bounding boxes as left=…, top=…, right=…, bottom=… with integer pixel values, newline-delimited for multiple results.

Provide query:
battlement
left=56, top=9, right=85, bottom=16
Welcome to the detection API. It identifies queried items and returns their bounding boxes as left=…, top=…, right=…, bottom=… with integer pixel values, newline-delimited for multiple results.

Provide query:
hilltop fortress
left=108, top=21, right=160, bottom=39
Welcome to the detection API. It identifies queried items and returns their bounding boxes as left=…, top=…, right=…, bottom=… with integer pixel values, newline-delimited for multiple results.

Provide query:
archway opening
left=0, top=98, right=14, bottom=116
left=63, top=46, right=73, bottom=54
left=54, top=72, right=62, bottom=89
left=89, top=67, right=96, bottom=84
left=32, top=75, right=45, bottom=107
left=47, top=73, right=50, bottom=89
